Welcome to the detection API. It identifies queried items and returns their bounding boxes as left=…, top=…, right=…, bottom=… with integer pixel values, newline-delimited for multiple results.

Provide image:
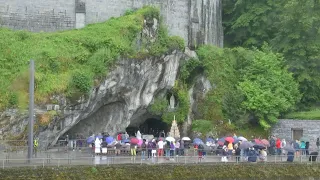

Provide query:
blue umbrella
left=123, top=139, right=130, bottom=143
left=87, top=136, right=95, bottom=143
left=193, top=138, right=203, bottom=145
left=206, top=138, right=214, bottom=142
left=95, top=135, right=103, bottom=139
left=105, top=136, right=114, bottom=144
left=218, top=137, right=225, bottom=143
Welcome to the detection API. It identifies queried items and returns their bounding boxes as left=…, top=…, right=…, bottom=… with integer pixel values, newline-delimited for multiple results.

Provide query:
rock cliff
left=42, top=51, right=184, bottom=148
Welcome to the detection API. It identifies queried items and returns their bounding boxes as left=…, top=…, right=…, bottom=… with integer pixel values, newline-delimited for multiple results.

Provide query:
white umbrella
left=182, top=137, right=191, bottom=141
left=165, top=137, right=175, bottom=142
left=238, top=136, right=248, bottom=141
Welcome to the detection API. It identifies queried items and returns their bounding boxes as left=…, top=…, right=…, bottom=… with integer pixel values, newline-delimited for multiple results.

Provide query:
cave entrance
left=126, top=118, right=169, bottom=138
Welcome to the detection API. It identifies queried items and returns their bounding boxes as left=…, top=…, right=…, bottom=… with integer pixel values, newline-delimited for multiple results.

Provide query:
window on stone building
left=292, top=128, right=303, bottom=141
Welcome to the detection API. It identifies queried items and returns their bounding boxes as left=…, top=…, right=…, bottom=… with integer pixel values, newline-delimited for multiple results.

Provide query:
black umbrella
left=253, top=144, right=265, bottom=150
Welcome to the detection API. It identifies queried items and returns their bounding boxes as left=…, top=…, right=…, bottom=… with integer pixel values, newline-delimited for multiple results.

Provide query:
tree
left=271, top=0, right=320, bottom=108
left=223, top=0, right=320, bottom=109
left=237, top=45, right=300, bottom=129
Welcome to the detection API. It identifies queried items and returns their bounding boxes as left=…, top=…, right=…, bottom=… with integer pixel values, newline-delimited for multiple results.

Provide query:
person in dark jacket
left=235, top=144, right=241, bottom=162
left=248, top=148, right=258, bottom=162
left=287, top=151, right=294, bottom=162
left=305, top=142, right=310, bottom=155
left=147, top=140, right=152, bottom=159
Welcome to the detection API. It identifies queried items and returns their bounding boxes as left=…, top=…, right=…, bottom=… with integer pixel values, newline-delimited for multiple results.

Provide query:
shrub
left=70, top=70, right=93, bottom=94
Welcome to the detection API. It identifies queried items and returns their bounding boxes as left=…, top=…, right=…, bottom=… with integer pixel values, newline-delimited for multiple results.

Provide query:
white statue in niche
left=170, top=95, right=175, bottom=109
left=136, top=130, right=142, bottom=139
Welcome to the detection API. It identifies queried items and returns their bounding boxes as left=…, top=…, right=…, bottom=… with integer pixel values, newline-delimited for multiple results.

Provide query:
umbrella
left=225, top=137, right=234, bottom=143
left=130, top=137, right=139, bottom=145
left=193, top=138, right=203, bottom=145
left=217, top=141, right=224, bottom=146
left=234, top=138, right=240, bottom=144
left=300, top=137, right=310, bottom=142
left=206, top=138, right=215, bottom=142
left=105, top=136, right=114, bottom=144
left=253, top=144, right=265, bottom=150
left=95, top=135, right=103, bottom=139
left=254, top=139, right=263, bottom=145
left=137, top=139, right=143, bottom=146
left=238, top=136, right=247, bottom=141
left=239, top=141, right=254, bottom=149
left=166, top=137, right=175, bottom=142
left=283, top=144, right=295, bottom=152
left=87, top=136, right=95, bottom=144
left=218, top=137, right=225, bottom=144
left=182, top=137, right=191, bottom=141
left=123, top=139, right=130, bottom=143
left=261, top=139, right=270, bottom=147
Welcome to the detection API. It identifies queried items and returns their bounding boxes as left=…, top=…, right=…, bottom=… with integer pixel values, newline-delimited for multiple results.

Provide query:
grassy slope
left=0, top=9, right=143, bottom=109
left=0, top=7, right=184, bottom=110
left=285, top=108, right=320, bottom=120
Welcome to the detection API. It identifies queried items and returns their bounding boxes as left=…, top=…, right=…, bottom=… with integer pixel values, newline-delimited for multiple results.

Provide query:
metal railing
left=0, top=154, right=318, bottom=168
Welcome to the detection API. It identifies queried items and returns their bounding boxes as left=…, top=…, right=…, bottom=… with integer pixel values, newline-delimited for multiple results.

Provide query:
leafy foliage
left=223, top=0, right=320, bottom=110
left=191, top=120, right=214, bottom=134
left=148, top=97, right=168, bottom=116
left=237, top=45, right=300, bottom=129
left=196, top=45, right=300, bottom=130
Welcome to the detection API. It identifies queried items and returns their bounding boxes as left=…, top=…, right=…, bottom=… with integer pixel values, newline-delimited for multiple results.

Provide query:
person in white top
left=94, top=138, right=101, bottom=155
left=158, top=139, right=164, bottom=156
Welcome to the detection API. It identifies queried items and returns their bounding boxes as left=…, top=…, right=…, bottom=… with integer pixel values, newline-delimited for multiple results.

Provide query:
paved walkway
left=0, top=149, right=315, bottom=168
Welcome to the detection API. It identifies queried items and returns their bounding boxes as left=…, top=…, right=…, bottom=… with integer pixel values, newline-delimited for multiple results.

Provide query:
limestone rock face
left=37, top=51, right=184, bottom=148
left=189, top=0, right=224, bottom=48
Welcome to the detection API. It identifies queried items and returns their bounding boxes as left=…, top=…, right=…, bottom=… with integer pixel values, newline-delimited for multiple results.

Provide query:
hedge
left=1, top=163, right=320, bottom=180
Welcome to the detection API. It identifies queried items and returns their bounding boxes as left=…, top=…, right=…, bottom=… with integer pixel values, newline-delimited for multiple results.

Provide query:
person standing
left=305, top=141, right=310, bottom=156
left=115, top=141, right=121, bottom=156
left=294, top=140, right=300, bottom=157
left=147, top=140, right=152, bottom=159
left=141, top=139, right=147, bottom=160
left=170, top=141, right=175, bottom=159
left=300, top=141, right=306, bottom=156
left=175, top=141, right=180, bottom=156
left=130, top=142, right=136, bottom=161
left=94, top=138, right=101, bottom=156
left=317, top=138, right=320, bottom=150
left=33, top=138, right=39, bottom=158
left=157, top=139, right=164, bottom=157
left=276, top=138, right=281, bottom=155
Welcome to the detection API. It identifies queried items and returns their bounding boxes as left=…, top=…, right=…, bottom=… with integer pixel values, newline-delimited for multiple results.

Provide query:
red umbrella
left=217, top=141, right=224, bottom=146
left=254, top=139, right=263, bottom=145
left=261, top=139, right=270, bottom=147
left=130, top=137, right=139, bottom=145
left=225, top=137, right=234, bottom=143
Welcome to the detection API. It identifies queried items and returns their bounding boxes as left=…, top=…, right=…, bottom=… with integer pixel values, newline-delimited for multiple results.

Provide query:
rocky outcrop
left=36, top=51, right=184, bottom=148
left=188, top=0, right=224, bottom=48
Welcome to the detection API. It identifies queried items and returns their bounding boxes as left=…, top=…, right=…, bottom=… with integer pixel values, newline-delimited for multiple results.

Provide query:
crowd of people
left=72, top=132, right=320, bottom=163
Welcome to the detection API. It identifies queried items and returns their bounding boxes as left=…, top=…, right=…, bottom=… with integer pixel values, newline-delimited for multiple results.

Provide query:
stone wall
left=271, top=119, right=320, bottom=149
left=0, top=0, right=223, bottom=47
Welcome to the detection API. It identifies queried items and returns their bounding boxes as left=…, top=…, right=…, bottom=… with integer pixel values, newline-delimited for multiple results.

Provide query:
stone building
left=271, top=119, right=320, bottom=149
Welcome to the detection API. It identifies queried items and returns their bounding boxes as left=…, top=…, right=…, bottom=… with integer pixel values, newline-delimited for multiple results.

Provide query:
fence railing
left=0, top=154, right=318, bottom=169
